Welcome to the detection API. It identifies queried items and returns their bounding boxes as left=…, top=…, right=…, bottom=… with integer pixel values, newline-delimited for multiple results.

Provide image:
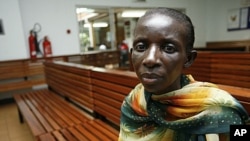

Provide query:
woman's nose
left=143, top=46, right=161, bottom=68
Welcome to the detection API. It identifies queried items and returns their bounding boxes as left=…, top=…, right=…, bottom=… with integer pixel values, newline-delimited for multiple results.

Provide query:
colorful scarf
left=119, top=75, right=249, bottom=141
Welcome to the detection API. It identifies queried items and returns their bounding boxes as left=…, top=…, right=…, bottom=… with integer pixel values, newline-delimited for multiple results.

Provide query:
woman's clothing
left=119, top=75, right=249, bottom=141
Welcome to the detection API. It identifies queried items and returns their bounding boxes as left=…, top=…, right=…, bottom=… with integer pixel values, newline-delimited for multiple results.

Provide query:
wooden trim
left=206, top=40, right=250, bottom=51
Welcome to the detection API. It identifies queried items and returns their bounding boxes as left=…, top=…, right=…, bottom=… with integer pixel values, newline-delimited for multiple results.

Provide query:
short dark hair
left=138, top=7, right=195, bottom=52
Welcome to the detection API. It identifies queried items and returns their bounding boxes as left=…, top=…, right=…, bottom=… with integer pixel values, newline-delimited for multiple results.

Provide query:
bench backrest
left=44, top=61, right=94, bottom=112
left=91, top=67, right=139, bottom=126
left=183, top=52, right=250, bottom=89
left=210, top=53, right=250, bottom=88
left=183, top=52, right=211, bottom=82
left=0, top=60, right=45, bottom=92
left=0, top=60, right=27, bottom=80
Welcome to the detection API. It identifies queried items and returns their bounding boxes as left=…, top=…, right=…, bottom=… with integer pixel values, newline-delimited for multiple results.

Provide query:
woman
left=119, top=7, right=248, bottom=141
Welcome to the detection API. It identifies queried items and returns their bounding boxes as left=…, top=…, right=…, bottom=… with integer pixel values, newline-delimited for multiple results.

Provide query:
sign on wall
left=227, top=7, right=250, bottom=31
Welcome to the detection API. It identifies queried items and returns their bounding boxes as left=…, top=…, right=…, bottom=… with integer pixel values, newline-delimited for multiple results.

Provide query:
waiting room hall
left=1, top=0, right=250, bottom=141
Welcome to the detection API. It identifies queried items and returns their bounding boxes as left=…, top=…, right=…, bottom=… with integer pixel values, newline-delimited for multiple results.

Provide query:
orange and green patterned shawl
left=119, top=75, right=249, bottom=141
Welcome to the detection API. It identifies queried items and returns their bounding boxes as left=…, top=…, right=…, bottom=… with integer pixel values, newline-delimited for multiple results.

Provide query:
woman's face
left=132, top=14, right=188, bottom=95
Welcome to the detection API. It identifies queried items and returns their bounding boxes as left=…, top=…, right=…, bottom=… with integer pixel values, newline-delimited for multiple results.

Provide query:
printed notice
left=240, top=7, right=249, bottom=29
left=227, top=8, right=240, bottom=30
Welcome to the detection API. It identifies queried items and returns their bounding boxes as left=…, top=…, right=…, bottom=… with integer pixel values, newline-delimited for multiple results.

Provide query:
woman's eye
left=134, top=43, right=147, bottom=52
left=162, top=44, right=176, bottom=53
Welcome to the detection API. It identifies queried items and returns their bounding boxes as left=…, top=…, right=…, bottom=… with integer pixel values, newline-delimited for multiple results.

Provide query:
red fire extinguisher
left=42, top=36, right=52, bottom=57
left=28, top=30, right=37, bottom=59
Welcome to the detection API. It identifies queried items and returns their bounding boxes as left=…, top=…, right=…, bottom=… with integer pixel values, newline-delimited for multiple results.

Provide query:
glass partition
left=76, top=6, right=149, bottom=52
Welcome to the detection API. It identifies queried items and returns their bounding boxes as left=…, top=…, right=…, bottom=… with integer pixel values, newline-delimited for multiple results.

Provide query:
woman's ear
left=184, top=50, right=197, bottom=68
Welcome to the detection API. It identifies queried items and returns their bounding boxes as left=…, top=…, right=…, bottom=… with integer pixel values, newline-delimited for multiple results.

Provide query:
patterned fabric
left=119, top=75, right=249, bottom=141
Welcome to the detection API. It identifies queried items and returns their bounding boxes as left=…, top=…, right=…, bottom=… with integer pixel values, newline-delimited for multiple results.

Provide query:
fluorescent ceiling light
left=121, top=10, right=146, bottom=18
left=77, top=13, right=98, bottom=21
left=84, top=22, right=108, bottom=28
left=76, top=8, right=98, bottom=21
left=76, top=8, right=94, bottom=14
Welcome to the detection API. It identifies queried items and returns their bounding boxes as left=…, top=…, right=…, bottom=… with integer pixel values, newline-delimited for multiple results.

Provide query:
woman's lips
left=141, top=73, right=161, bottom=84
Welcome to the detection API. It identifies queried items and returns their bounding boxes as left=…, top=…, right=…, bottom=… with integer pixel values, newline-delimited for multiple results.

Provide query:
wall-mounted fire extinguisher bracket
left=28, top=23, right=43, bottom=59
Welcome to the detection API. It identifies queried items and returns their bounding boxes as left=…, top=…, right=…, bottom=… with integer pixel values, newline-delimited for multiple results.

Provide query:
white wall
left=19, top=0, right=80, bottom=57
left=206, top=0, right=250, bottom=41
left=0, top=0, right=27, bottom=61
left=0, top=0, right=249, bottom=61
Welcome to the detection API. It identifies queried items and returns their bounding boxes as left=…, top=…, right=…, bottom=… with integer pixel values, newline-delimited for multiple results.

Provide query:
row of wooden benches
left=14, top=61, right=138, bottom=141
left=14, top=59, right=250, bottom=141
left=2, top=51, right=248, bottom=95
left=0, top=57, right=66, bottom=94
left=0, top=50, right=120, bottom=96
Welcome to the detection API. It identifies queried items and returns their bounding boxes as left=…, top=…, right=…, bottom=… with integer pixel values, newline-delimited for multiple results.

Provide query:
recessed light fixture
left=84, top=22, right=108, bottom=28
left=76, top=8, right=95, bottom=14
left=121, top=10, right=146, bottom=18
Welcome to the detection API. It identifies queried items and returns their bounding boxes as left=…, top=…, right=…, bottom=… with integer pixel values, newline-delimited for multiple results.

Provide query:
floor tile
left=0, top=103, right=35, bottom=141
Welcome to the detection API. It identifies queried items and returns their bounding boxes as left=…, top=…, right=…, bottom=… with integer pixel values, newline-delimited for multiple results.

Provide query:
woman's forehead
left=135, top=14, right=185, bottom=34
left=142, top=15, right=174, bottom=28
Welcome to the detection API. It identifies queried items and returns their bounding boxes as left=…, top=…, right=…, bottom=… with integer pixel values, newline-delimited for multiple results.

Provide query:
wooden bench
left=37, top=119, right=118, bottom=141
left=14, top=61, right=123, bottom=141
left=210, top=53, right=250, bottom=88
left=44, top=61, right=94, bottom=112
left=206, top=40, right=250, bottom=52
left=183, top=51, right=250, bottom=89
left=91, top=67, right=139, bottom=127
left=0, top=60, right=45, bottom=93
left=15, top=89, right=119, bottom=141
left=14, top=89, right=91, bottom=137
left=182, top=51, right=211, bottom=82
left=0, top=57, right=67, bottom=95
left=0, top=50, right=119, bottom=96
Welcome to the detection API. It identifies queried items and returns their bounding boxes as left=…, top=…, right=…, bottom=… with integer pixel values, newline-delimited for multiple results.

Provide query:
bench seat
left=38, top=119, right=119, bottom=141
left=14, top=89, right=91, bottom=137
left=14, top=89, right=119, bottom=140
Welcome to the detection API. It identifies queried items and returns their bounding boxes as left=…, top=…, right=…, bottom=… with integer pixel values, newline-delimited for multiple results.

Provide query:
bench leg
left=17, top=108, right=24, bottom=123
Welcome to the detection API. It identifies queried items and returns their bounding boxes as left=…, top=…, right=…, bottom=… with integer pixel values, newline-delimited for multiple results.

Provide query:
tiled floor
left=0, top=102, right=35, bottom=141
